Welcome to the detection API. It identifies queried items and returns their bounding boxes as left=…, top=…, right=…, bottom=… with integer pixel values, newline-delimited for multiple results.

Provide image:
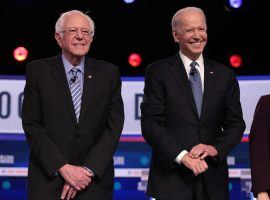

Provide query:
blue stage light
left=123, top=0, right=135, bottom=4
left=114, top=181, right=122, bottom=190
left=140, top=156, right=149, bottom=166
left=229, top=0, right=242, bottom=9
left=2, top=180, right=11, bottom=190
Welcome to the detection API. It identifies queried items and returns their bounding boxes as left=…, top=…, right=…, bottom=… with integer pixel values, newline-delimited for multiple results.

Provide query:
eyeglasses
left=60, top=27, right=93, bottom=37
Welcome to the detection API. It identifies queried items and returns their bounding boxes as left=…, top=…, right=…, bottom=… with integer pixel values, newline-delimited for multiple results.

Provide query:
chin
left=190, top=47, right=204, bottom=54
left=72, top=50, right=89, bottom=56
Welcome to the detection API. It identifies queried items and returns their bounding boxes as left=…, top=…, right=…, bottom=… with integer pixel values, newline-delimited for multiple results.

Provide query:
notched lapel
left=50, top=55, right=77, bottom=124
left=200, top=61, right=215, bottom=122
left=168, top=54, right=199, bottom=118
left=78, top=57, right=98, bottom=125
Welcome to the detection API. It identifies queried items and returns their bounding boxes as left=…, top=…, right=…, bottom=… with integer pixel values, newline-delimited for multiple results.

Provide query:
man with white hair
left=141, top=7, right=245, bottom=200
left=22, top=10, right=124, bottom=200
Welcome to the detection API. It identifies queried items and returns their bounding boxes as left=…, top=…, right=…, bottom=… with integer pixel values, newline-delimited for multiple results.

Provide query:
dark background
left=0, top=0, right=268, bottom=76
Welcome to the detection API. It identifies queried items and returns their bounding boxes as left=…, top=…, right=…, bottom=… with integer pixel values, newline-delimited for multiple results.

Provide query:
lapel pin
left=88, top=75, right=92, bottom=79
left=210, top=71, right=214, bottom=74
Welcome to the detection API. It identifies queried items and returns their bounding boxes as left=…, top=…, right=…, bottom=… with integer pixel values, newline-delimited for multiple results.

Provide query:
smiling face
left=172, top=10, right=207, bottom=60
left=55, top=13, right=93, bottom=65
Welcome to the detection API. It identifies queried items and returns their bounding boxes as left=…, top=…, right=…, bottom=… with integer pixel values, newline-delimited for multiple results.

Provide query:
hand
left=59, top=164, right=92, bottom=190
left=189, top=144, right=217, bottom=159
left=181, top=154, right=208, bottom=176
left=257, top=192, right=270, bottom=200
left=61, top=183, right=77, bottom=200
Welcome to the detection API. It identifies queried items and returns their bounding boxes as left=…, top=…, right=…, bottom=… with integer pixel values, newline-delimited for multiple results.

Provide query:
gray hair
left=55, top=10, right=95, bottom=37
left=171, top=7, right=206, bottom=31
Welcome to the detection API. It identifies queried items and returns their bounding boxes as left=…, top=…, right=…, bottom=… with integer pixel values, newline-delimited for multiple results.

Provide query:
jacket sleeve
left=22, top=63, right=67, bottom=176
left=141, top=65, right=185, bottom=168
left=249, top=96, right=270, bottom=196
left=214, top=71, right=246, bottom=161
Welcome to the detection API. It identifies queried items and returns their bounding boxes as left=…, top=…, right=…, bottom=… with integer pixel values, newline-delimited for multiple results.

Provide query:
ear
left=55, top=33, right=63, bottom=47
left=172, top=31, right=179, bottom=43
left=89, top=36, right=93, bottom=43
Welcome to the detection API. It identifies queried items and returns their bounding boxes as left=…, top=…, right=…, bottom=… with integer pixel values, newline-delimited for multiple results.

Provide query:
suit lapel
left=78, top=57, right=98, bottom=125
left=200, top=59, right=215, bottom=122
left=168, top=54, right=199, bottom=118
left=50, top=54, right=77, bottom=124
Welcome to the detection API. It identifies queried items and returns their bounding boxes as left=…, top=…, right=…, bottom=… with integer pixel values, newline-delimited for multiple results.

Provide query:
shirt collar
left=62, top=54, right=85, bottom=75
left=179, top=50, right=204, bottom=69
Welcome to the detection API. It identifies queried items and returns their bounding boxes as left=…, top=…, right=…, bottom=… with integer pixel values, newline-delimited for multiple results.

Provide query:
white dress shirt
left=175, top=50, right=205, bottom=164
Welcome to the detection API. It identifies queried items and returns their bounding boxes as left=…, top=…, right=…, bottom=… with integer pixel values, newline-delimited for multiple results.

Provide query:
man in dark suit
left=141, top=7, right=245, bottom=200
left=249, top=95, right=270, bottom=200
left=22, top=10, right=124, bottom=200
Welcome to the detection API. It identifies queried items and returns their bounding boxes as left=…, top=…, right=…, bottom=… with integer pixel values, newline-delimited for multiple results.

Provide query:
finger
left=68, top=180, right=80, bottom=191
left=189, top=149, right=199, bottom=158
left=61, top=184, right=70, bottom=200
left=192, top=166, right=199, bottom=176
left=200, top=152, right=208, bottom=160
left=196, top=149, right=205, bottom=158
left=78, top=180, right=88, bottom=189
left=77, top=183, right=86, bottom=190
left=79, top=174, right=91, bottom=183
left=189, top=153, right=196, bottom=159
left=71, top=190, right=77, bottom=199
left=81, top=168, right=92, bottom=177
left=196, top=163, right=204, bottom=174
left=201, top=160, right=208, bottom=169
left=79, top=180, right=89, bottom=187
left=189, top=148, right=197, bottom=155
left=83, top=176, right=91, bottom=183
left=66, top=188, right=73, bottom=200
left=190, top=148, right=201, bottom=159
left=73, top=184, right=81, bottom=191
left=73, top=181, right=83, bottom=191
left=198, top=160, right=208, bottom=172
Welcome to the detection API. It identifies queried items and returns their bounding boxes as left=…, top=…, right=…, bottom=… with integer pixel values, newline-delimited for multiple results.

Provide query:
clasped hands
left=59, top=164, right=93, bottom=200
left=181, top=144, right=217, bottom=176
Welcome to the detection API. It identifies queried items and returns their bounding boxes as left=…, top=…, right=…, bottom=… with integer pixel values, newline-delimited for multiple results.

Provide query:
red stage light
left=229, top=54, right=242, bottom=68
left=128, top=53, right=142, bottom=67
left=13, top=46, right=28, bottom=62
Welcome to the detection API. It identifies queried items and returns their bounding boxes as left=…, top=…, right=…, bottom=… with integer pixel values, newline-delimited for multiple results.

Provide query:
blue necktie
left=189, top=61, right=203, bottom=118
left=70, top=67, right=82, bottom=123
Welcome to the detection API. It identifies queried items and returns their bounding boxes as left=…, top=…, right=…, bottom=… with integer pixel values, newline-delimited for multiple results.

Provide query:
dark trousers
left=192, top=175, right=210, bottom=200
left=156, top=175, right=210, bottom=200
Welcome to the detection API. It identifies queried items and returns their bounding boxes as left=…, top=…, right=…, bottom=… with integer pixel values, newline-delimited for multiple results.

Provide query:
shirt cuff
left=175, top=150, right=188, bottom=164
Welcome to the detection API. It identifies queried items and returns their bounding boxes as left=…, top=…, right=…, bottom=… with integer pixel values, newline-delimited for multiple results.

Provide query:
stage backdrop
left=0, top=76, right=270, bottom=135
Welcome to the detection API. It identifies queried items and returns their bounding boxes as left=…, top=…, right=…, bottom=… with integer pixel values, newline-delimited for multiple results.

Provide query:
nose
left=76, top=30, right=83, bottom=39
left=193, top=29, right=200, bottom=38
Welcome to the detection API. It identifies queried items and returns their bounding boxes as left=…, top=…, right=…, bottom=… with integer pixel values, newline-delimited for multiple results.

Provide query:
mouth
left=73, top=44, right=86, bottom=46
left=188, top=41, right=205, bottom=47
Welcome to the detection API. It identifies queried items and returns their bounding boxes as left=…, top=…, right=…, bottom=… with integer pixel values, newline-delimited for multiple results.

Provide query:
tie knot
left=190, top=61, right=198, bottom=68
left=190, top=61, right=198, bottom=76
left=71, top=67, right=79, bottom=75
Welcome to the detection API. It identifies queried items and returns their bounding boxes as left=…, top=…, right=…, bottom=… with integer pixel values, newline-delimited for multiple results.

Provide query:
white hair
left=55, top=10, right=95, bottom=36
left=171, top=7, right=206, bottom=31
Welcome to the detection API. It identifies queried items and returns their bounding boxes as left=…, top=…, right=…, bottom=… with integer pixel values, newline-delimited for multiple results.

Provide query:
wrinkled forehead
left=62, top=13, right=91, bottom=29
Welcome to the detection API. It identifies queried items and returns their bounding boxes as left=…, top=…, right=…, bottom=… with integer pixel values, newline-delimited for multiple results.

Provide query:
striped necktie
left=70, top=67, right=82, bottom=123
left=189, top=61, right=203, bottom=118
